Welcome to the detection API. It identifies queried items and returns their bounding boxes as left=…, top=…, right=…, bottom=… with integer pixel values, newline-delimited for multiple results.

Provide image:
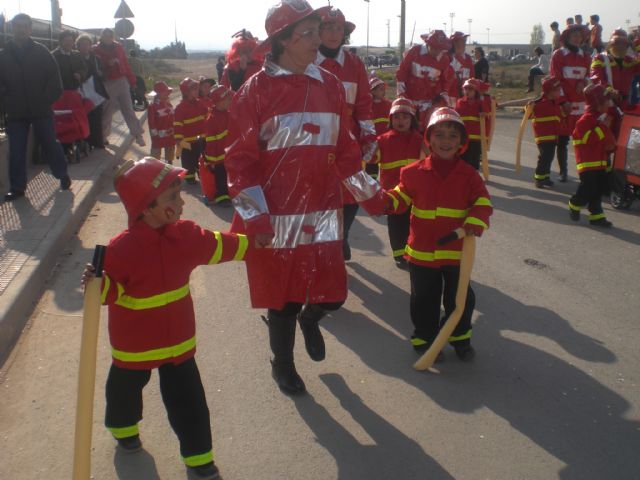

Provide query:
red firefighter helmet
left=320, top=7, right=356, bottom=36
left=583, top=83, right=613, bottom=109
left=450, top=31, right=469, bottom=42
left=609, top=28, right=629, bottom=48
left=560, top=24, right=585, bottom=46
left=255, top=0, right=331, bottom=55
left=209, top=85, right=231, bottom=104
left=420, top=30, right=451, bottom=51
left=541, top=76, right=562, bottom=95
left=424, top=107, right=468, bottom=148
left=462, top=78, right=490, bottom=94
left=389, top=97, right=416, bottom=117
left=114, top=158, right=186, bottom=227
left=179, top=77, right=199, bottom=96
left=369, top=74, right=385, bottom=91
left=151, top=81, right=173, bottom=97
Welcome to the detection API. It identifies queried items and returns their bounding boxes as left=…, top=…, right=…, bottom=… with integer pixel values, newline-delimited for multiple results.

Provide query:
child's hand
left=81, top=263, right=97, bottom=287
left=464, top=224, right=484, bottom=238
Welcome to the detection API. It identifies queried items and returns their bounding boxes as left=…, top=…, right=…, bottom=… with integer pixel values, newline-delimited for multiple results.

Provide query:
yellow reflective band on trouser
left=183, top=450, right=214, bottom=467
left=112, top=336, right=196, bottom=363
left=468, top=134, right=481, bottom=140
left=373, top=117, right=389, bottom=124
left=214, top=194, right=231, bottom=203
left=393, top=186, right=412, bottom=206
left=532, top=116, right=560, bottom=123
left=576, top=161, right=607, bottom=171
left=205, top=130, right=228, bottom=142
left=411, top=337, right=427, bottom=346
left=405, top=246, right=462, bottom=262
left=534, top=173, right=550, bottom=180
left=115, top=284, right=190, bottom=310
left=411, top=206, right=467, bottom=220
left=449, top=330, right=472, bottom=342
left=535, top=135, right=558, bottom=143
left=108, top=424, right=139, bottom=439
left=393, top=249, right=405, bottom=258
left=205, top=154, right=225, bottom=163
left=183, top=115, right=205, bottom=125
left=568, top=201, right=582, bottom=211
left=380, top=159, right=411, bottom=170
left=234, top=235, right=248, bottom=261
left=473, top=197, right=492, bottom=207
left=589, top=213, right=606, bottom=221
left=464, top=217, right=488, bottom=229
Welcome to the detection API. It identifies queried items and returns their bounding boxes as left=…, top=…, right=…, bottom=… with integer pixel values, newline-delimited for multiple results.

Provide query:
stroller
left=52, top=90, right=92, bottom=163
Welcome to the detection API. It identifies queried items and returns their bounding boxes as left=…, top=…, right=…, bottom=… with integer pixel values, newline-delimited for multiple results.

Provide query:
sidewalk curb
left=0, top=113, right=145, bottom=367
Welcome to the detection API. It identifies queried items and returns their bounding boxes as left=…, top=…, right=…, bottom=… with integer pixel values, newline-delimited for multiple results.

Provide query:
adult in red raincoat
left=220, top=29, right=264, bottom=92
left=225, top=0, right=386, bottom=396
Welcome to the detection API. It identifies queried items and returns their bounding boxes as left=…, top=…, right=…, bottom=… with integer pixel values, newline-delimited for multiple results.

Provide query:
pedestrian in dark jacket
left=76, top=34, right=108, bottom=148
left=52, top=30, right=87, bottom=91
left=0, top=13, right=71, bottom=201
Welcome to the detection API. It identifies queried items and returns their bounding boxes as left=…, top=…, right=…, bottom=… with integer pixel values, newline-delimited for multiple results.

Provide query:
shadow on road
left=323, top=263, right=639, bottom=479
left=294, top=373, right=455, bottom=480
left=113, top=447, right=161, bottom=480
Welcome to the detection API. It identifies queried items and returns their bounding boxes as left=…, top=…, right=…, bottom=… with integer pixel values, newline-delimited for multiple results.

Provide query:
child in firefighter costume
left=449, top=31, right=474, bottom=105
left=367, top=74, right=391, bottom=179
left=220, top=30, right=263, bottom=92
left=200, top=85, right=233, bottom=206
left=375, top=97, right=425, bottom=270
left=174, top=77, right=207, bottom=184
left=385, top=108, right=492, bottom=361
left=315, top=6, right=378, bottom=261
left=147, top=81, right=176, bottom=164
left=85, top=157, right=248, bottom=479
left=569, top=84, right=616, bottom=228
left=226, top=0, right=387, bottom=396
left=455, top=78, right=492, bottom=171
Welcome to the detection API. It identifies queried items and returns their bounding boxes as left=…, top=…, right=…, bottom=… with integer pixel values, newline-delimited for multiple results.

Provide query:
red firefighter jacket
left=372, top=98, right=392, bottom=136
left=550, top=47, right=590, bottom=131
left=396, top=45, right=456, bottom=109
left=226, top=60, right=386, bottom=309
left=100, top=220, right=247, bottom=370
left=203, top=109, right=229, bottom=165
left=147, top=99, right=176, bottom=149
left=591, top=53, right=640, bottom=111
left=174, top=98, right=207, bottom=144
left=449, top=52, right=475, bottom=99
left=386, top=156, right=492, bottom=268
left=529, top=97, right=566, bottom=144
left=375, top=129, right=423, bottom=190
left=455, top=95, right=492, bottom=141
left=92, top=41, right=136, bottom=86
left=572, top=111, right=616, bottom=173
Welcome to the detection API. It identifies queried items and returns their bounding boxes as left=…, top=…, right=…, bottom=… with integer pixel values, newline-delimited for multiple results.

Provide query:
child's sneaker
left=569, top=209, right=580, bottom=222
left=187, top=462, right=220, bottom=479
left=589, top=217, right=613, bottom=228
left=394, top=257, right=409, bottom=270
left=116, top=435, right=142, bottom=453
left=535, top=178, right=554, bottom=188
left=453, top=343, right=476, bottom=362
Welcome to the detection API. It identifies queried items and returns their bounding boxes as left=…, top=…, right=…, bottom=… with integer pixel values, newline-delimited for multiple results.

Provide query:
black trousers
left=87, top=104, right=104, bottom=148
left=213, top=163, right=229, bottom=198
left=387, top=210, right=410, bottom=258
left=343, top=203, right=359, bottom=245
left=365, top=162, right=379, bottom=179
left=105, top=357, right=212, bottom=461
left=556, top=135, right=569, bottom=175
left=461, top=140, right=481, bottom=170
left=180, top=141, right=203, bottom=180
left=268, top=301, right=344, bottom=318
left=409, top=263, right=475, bottom=345
left=535, top=142, right=556, bottom=180
left=569, top=170, right=608, bottom=217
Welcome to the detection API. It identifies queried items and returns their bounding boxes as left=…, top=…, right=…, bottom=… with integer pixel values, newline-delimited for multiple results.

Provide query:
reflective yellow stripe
left=464, top=216, right=488, bottom=229
left=461, top=115, right=480, bottom=122
left=576, top=160, right=607, bottom=171
left=209, top=231, right=223, bottom=264
left=205, top=154, right=225, bottom=162
left=183, top=135, right=200, bottom=142
left=568, top=201, right=582, bottom=211
left=594, top=127, right=605, bottom=140
left=112, top=336, right=196, bottom=363
left=108, top=424, right=139, bottom=439
left=175, top=134, right=185, bottom=139
left=449, top=329, right=472, bottom=342
left=174, top=121, right=184, bottom=127
left=373, top=117, right=389, bottom=124
left=591, top=59, right=604, bottom=68
left=393, top=186, right=412, bottom=206
left=536, top=135, right=558, bottom=142
left=387, top=192, right=399, bottom=210
left=469, top=134, right=482, bottom=140
left=411, top=206, right=467, bottom=219
left=411, top=337, right=427, bottom=346
left=534, top=173, right=550, bottom=180
left=183, top=115, right=205, bottom=125
left=405, top=246, right=462, bottom=262
left=234, top=235, right=248, bottom=261
left=392, top=248, right=405, bottom=258
left=101, top=274, right=111, bottom=304
left=473, top=197, right=492, bottom=207
left=214, top=194, right=231, bottom=203
left=572, top=129, right=592, bottom=146
left=206, top=130, right=228, bottom=142
left=380, top=159, right=411, bottom=170
left=115, top=284, right=190, bottom=310
left=589, top=213, right=605, bottom=221
left=532, top=116, right=560, bottom=123
left=183, top=451, right=214, bottom=467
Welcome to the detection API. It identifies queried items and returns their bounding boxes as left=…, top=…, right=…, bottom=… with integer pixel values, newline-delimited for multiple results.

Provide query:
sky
left=3, top=0, right=640, bottom=51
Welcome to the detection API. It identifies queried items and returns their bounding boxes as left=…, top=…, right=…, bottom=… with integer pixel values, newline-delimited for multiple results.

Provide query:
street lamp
left=386, top=19, right=390, bottom=48
left=449, top=12, right=455, bottom=35
left=486, top=27, right=490, bottom=48
left=468, top=18, right=472, bottom=41
left=443, top=22, right=447, bottom=32
left=364, top=0, right=370, bottom=57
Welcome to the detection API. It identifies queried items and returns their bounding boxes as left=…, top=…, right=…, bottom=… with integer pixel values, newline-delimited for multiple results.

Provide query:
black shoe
left=267, top=312, right=306, bottom=395
left=271, top=359, right=306, bottom=395
left=590, top=217, right=613, bottom=228
left=454, top=344, right=476, bottom=362
left=116, top=435, right=142, bottom=453
left=535, top=178, right=554, bottom=188
left=60, top=175, right=72, bottom=190
left=394, top=257, right=410, bottom=270
left=187, top=462, right=220, bottom=479
left=569, top=209, right=580, bottom=222
left=4, top=190, right=25, bottom=201
left=298, top=305, right=326, bottom=362
left=559, top=172, right=568, bottom=182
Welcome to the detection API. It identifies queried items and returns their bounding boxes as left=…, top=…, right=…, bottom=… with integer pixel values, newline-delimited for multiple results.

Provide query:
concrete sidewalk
left=0, top=110, right=146, bottom=365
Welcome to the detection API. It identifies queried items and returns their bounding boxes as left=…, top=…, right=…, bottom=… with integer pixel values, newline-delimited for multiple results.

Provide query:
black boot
left=266, top=312, right=306, bottom=395
left=298, top=304, right=326, bottom=362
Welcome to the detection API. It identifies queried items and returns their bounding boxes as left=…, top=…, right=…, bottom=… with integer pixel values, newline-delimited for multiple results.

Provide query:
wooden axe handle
left=515, top=103, right=534, bottom=174
left=480, top=114, right=490, bottom=181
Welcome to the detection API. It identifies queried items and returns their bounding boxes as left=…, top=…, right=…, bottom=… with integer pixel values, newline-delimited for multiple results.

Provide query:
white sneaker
left=135, top=135, right=146, bottom=147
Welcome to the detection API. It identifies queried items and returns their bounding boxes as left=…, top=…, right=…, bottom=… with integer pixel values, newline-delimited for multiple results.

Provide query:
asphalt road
left=1, top=115, right=639, bottom=480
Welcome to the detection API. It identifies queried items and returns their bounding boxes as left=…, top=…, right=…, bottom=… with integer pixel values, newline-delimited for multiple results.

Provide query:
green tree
left=530, top=23, right=545, bottom=46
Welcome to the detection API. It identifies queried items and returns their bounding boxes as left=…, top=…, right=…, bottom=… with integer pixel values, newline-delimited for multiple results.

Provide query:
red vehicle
left=52, top=90, right=91, bottom=162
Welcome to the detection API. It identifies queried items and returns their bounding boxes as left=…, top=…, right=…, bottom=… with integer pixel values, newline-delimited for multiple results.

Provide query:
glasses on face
left=293, top=27, right=320, bottom=40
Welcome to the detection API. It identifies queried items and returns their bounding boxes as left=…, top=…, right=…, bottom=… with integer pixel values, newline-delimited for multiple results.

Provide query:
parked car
left=510, top=54, right=530, bottom=63
left=378, top=54, right=399, bottom=66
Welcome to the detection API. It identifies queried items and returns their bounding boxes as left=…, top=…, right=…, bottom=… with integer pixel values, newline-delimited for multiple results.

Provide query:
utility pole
left=50, top=0, right=61, bottom=31
left=399, top=0, right=406, bottom=56
left=486, top=27, right=490, bottom=49
left=364, top=0, right=370, bottom=57
left=387, top=19, right=390, bottom=48
left=468, top=18, right=472, bottom=41
left=449, top=12, right=455, bottom=35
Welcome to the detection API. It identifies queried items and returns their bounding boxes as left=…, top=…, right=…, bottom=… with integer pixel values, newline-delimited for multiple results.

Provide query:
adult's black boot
left=266, top=312, right=306, bottom=395
left=297, top=304, right=326, bottom=361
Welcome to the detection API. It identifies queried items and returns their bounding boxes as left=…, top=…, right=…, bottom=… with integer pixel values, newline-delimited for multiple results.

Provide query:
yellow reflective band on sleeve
left=174, top=134, right=185, bottom=139
left=461, top=115, right=480, bottom=122
left=115, top=284, right=190, bottom=310
left=536, top=135, right=558, bottom=143
left=411, top=206, right=467, bottom=219
left=473, top=197, right=492, bottom=207
left=380, top=159, right=411, bottom=170
left=393, top=186, right=412, bottom=206
left=468, top=134, right=482, bottom=140
left=591, top=59, right=604, bottom=68
left=112, top=336, right=196, bottom=363
left=392, top=249, right=406, bottom=258
left=183, top=115, right=205, bottom=125
left=205, top=130, right=228, bottom=142
left=108, top=424, right=139, bottom=439
left=373, top=117, right=389, bottom=124
left=209, top=231, right=224, bottom=264
left=532, top=116, right=560, bottom=123
left=205, top=154, right=225, bottom=163
left=405, top=246, right=462, bottom=262
left=183, top=135, right=200, bottom=142
left=572, top=129, right=592, bottom=146
left=387, top=192, right=399, bottom=211
left=234, top=235, right=248, bottom=261
left=174, top=121, right=184, bottom=127
left=576, top=160, right=608, bottom=171
left=594, top=127, right=605, bottom=140
left=448, top=330, right=472, bottom=342
left=464, top=216, right=489, bottom=229
left=183, top=450, right=214, bottom=467
left=101, top=274, right=111, bottom=304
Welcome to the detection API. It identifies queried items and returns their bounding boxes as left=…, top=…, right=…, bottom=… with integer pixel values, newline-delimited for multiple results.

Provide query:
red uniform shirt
left=572, top=111, right=616, bottom=173
left=591, top=53, right=640, bottom=111
left=529, top=97, right=566, bottom=144
left=550, top=47, right=590, bottom=131
left=147, top=99, right=176, bottom=149
left=372, top=98, right=392, bottom=136
left=387, top=156, right=492, bottom=268
left=455, top=95, right=492, bottom=141
left=174, top=98, right=207, bottom=144
left=100, top=220, right=247, bottom=370
left=92, top=41, right=135, bottom=85
left=449, top=52, right=475, bottom=99
left=375, top=129, right=423, bottom=190
left=203, top=109, right=229, bottom=164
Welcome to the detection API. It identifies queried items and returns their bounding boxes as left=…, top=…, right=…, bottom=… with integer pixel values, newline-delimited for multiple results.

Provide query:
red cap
left=255, top=0, right=331, bottom=55
left=151, top=81, right=173, bottom=96
left=179, top=77, right=199, bottom=96
left=320, top=7, right=356, bottom=36
left=389, top=97, right=416, bottom=117
left=609, top=28, right=629, bottom=48
left=425, top=107, right=468, bottom=147
left=369, top=75, right=385, bottom=90
left=462, top=78, right=490, bottom=94
left=450, top=31, right=469, bottom=42
left=561, top=24, right=585, bottom=46
left=114, top=158, right=186, bottom=228
left=541, top=76, right=562, bottom=94
left=420, top=30, right=451, bottom=50
left=583, top=83, right=613, bottom=109
left=209, top=85, right=231, bottom=104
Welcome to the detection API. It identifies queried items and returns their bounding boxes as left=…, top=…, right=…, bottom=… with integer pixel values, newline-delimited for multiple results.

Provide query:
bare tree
left=530, top=23, right=545, bottom=46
